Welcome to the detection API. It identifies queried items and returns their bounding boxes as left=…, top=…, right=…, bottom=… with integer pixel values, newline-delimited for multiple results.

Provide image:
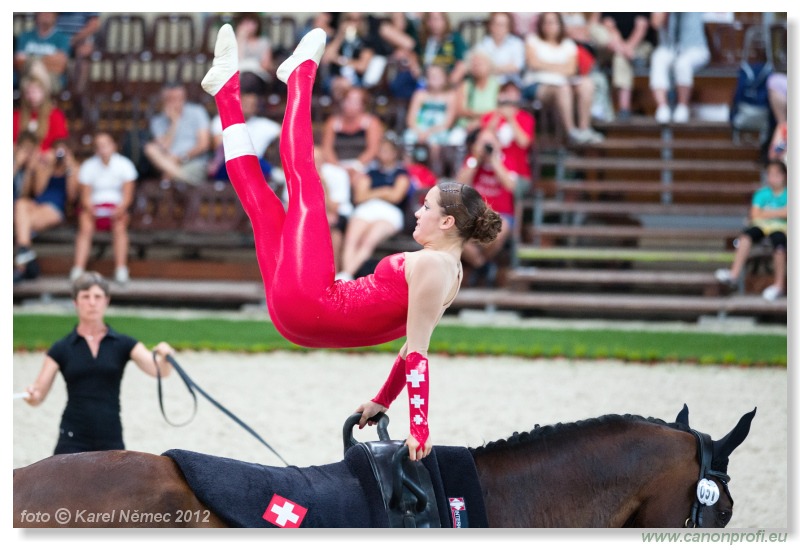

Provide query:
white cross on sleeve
left=406, top=369, right=426, bottom=387
left=410, top=394, right=425, bottom=408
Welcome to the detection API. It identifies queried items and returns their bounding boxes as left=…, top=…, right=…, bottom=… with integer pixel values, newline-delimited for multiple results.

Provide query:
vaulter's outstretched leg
left=201, top=24, right=285, bottom=288
left=272, top=29, right=335, bottom=301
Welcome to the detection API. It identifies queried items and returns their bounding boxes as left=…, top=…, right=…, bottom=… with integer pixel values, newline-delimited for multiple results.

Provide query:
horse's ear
left=675, top=404, right=689, bottom=426
left=712, top=408, right=757, bottom=460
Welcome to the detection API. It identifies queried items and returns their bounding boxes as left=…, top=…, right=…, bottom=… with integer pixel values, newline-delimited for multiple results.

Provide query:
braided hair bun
left=471, top=207, right=502, bottom=244
left=437, top=181, right=502, bottom=244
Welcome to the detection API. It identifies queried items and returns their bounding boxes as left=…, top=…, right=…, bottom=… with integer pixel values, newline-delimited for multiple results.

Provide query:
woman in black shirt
left=23, top=271, right=175, bottom=454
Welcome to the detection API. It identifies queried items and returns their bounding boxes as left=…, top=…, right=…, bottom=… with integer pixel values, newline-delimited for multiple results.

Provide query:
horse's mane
left=470, top=413, right=682, bottom=457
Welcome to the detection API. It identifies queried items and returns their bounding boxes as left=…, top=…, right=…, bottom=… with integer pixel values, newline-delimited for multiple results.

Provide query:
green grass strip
left=516, top=247, right=736, bottom=263
left=13, top=314, right=786, bottom=367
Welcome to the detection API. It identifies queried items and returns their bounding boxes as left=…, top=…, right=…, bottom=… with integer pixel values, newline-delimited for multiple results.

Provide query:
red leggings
left=214, top=61, right=407, bottom=348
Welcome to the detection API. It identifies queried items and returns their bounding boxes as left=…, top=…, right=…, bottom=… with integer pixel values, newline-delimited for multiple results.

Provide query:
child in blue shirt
left=715, top=160, right=787, bottom=300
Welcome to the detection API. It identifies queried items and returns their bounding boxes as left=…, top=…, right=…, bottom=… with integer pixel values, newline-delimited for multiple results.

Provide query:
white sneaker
left=568, top=128, right=589, bottom=144
left=69, top=266, right=85, bottom=282
left=201, top=24, right=238, bottom=97
left=583, top=128, right=605, bottom=144
left=761, top=285, right=784, bottom=301
left=15, top=248, right=37, bottom=266
left=672, top=104, right=690, bottom=123
left=655, top=105, right=672, bottom=124
left=276, top=28, right=327, bottom=84
left=115, top=266, right=130, bottom=285
left=714, top=268, right=735, bottom=286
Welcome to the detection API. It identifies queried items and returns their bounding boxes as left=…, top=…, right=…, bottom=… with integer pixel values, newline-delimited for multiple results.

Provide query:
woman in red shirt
left=13, top=74, right=74, bottom=282
left=456, top=128, right=517, bottom=285
left=457, top=81, right=534, bottom=284
left=13, top=74, right=69, bottom=176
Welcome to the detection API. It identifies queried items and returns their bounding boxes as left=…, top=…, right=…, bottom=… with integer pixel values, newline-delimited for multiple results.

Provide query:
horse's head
left=675, top=404, right=757, bottom=528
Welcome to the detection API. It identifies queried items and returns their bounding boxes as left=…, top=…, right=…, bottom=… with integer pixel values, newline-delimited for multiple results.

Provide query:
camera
left=483, top=143, right=494, bottom=155
left=55, top=148, right=66, bottom=165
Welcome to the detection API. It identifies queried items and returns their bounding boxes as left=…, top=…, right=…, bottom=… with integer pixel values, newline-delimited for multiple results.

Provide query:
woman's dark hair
left=419, top=12, right=452, bottom=48
left=766, top=159, right=787, bottom=179
left=437, top=181, right=502, bottom=243
left=486, top=12, right=515, bottom=36
left=536, top=12, right=566, bottom=43
left=72, top=271, right=110, bottom=300
left=234, top=12, right=263, bottom=36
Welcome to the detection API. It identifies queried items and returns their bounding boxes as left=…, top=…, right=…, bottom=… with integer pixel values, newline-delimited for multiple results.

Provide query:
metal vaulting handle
left=343, top=412, right=390, bottom=453
left=389, top=446, right=428, bottom=513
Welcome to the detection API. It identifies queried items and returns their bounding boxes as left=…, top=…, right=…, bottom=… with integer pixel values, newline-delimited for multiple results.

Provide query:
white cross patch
left=270, top=501, right=300, bottom=527
left=413, top=414, right=425, bottom=425
left=406, top=369, right=425, bottom=387
left=410, top=394, right=425, bottom=408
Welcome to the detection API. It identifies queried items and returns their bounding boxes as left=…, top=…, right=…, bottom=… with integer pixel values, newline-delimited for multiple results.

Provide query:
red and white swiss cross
left=449, top=497, right=466, bottom=511
left=263, top=494, right=308, bottom=528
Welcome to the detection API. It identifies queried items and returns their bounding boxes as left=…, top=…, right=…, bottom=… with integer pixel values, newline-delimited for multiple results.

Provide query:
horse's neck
left=474, top=420, right=697, bottom=527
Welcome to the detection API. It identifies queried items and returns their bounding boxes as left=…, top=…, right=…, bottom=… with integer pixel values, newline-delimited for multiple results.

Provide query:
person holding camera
left=455, top=129, right=518, bottom=287
left=479, top=80, right=535, bottom=183
left=14, top=138, right=78, bottom=284
left=454, top=80, right=533, bottom=286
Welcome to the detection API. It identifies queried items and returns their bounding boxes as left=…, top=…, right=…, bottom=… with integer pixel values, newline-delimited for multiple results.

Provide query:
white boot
left=276, top=28, right=327, bottom=84
left=201, top=23, right=238, bottom=97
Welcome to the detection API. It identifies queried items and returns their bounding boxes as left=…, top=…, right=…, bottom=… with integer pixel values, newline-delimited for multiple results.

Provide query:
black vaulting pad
left=163, top=444, right=488, bottom=528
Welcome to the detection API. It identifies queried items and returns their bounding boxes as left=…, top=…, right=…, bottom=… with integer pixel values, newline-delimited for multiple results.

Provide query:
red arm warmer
left=405, top=351, right=430, bottom=448
left=372, top=354, right=406, bottom=408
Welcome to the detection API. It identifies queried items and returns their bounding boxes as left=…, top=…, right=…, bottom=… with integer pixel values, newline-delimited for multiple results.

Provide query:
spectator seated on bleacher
left=14, top=70, right=70, bottom=191
left=336, top=137, right=411, bottom=281
left=416, top=12, right=469, bottom=88
left=767, top=71, right=787, bottom=163
left=320, top=12, right=381, bottom=101
left=456, top=80, right=534, bottom=287
left=476, top=12, right=526, bottom=86
left=321, top=85, right=384, bottom=183
left=14, top=139, right=79, bottom=284
left=13, top=70, right=72, bottom=269
left=562, top=12, right=615, bottom=123
left=715, top=159, right=787, bottom=301
left=522, top=12, right=603, bottom=145
left=478, top=79, right=535, bottom=183
left=403, top=64, right=460, bottom=170
left=374, top=12, right=419, bottom=101
left=588, top=12, right=657, bottom=120
left=452, top=48, right=501, bottom=146
left=208, top=91, right=279, bottom=183
left=70, top=132, right=137, bottom=285
left=144, top=82, right=211, bottom=186
left=649, top=12, right=711, bottom=124
left=55, top=12, right=100, bottom=94
left=232, top=12, right=275, bottom=96
left=14, top=12, right=70, bottom=94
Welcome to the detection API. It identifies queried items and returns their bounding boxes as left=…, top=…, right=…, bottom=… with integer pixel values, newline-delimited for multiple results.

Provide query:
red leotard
left=212, top=57, right=408, bottom=348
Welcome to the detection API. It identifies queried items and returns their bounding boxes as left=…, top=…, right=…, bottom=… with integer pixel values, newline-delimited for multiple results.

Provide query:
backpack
left=730, top=61, right=772, bottom=131
left=730, top=26, right=773, bottom=132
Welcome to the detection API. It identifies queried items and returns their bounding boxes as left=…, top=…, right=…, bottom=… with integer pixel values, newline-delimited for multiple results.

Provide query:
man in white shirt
left=71, top=132, right=138, bottom=285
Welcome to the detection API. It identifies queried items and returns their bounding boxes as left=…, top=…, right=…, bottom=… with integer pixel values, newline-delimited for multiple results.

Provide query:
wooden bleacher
left=13, top=13, right=787, bottom=323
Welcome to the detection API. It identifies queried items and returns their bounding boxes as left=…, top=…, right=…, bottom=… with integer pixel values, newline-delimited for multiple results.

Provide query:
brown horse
left=13, top=405, right=755, bottom=528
